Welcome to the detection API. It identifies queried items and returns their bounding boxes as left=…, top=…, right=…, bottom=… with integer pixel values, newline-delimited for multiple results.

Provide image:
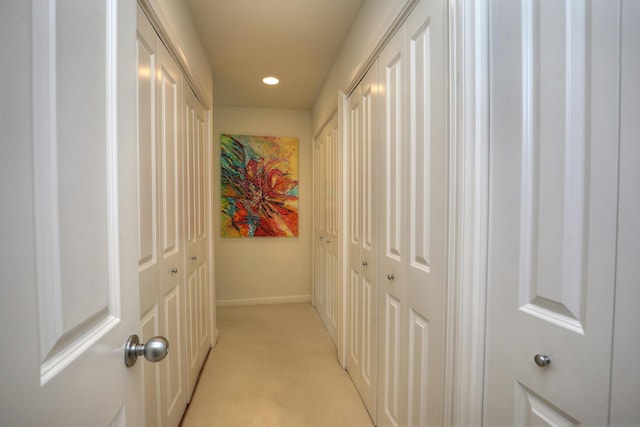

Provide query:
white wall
left=312, top=0, right=408, bottom=131
left=213, top=107, right=313, bottom=306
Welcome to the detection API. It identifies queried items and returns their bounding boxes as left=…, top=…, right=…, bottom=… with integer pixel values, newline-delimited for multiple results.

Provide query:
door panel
left=163, top=287, right=182, bottom=415
left=347, top=62, right=378, bottom=422
left=484, top=0, right=621, bottom=424
left=0, top=0, right=142, bottom=425
left=136, top=8, right=163, bottom=425
left=141, top=308, right=161, bottom=427
left=313, top=115, right=340, bottom=343
left=184, top=86, right=210, bottom=399
left=382, top=294, right=402, bottom=426
left=325, top=124, right=340, bottom=335
left=514, top=383, right=579, bottom=426
left=407, top=311, right=430, bottom=426
left=314, top=129, right=326, bottom=310
left=137, top=10, right=160, bottom=318
left=404, top=1, right=448, bottom=424
left=378, top=25, right=406, bottom=427
left=157, top=38, right=186, bottom=427
left=136, top=6, right=186, bottom=425
left=377, top=1, right=448, bottom=425
left=516, top=0, right=590, bottom=333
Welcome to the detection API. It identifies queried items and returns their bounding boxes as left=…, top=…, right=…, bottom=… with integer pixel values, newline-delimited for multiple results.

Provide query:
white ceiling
left=185, top=0, right=364, bottom=110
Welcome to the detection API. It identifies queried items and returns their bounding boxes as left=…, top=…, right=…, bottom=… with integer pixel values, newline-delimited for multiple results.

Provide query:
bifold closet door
left=484, top=1, right=621, bottom=424
left=314, top=114, right=340, bottom=343
left=136, top=6, right=187, bottom=426
left=377, top=0, right=448, bottom=425
left=313, top=128, right=327, bottom=325
left=347, top=61, right=379, bottom=423
left=377, top=25, right=406, bottom=427
left=183, top=87, right=210, bottom=400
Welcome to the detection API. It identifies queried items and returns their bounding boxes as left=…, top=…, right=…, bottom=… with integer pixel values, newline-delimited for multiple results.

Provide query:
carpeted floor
left=180, top=303, right=374, bottom=427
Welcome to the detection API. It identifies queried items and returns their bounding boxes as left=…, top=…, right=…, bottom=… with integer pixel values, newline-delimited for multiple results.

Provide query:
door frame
left=445, top=0, right=490, bottom=425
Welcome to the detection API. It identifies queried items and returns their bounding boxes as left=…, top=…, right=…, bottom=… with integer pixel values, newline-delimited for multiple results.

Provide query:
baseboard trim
left=216, top=295, right=311, bottom=307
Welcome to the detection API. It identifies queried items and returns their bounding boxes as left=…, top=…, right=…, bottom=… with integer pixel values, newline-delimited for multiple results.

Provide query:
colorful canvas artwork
left=220, top=134, right=299, bottom=237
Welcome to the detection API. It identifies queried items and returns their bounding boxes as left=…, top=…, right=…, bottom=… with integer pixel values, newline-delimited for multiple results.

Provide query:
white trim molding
left=216, top=295, right=311, bottom=307
left=445, top=0, right=490, bottom=425
left=338, top=90, right=349, bottom=369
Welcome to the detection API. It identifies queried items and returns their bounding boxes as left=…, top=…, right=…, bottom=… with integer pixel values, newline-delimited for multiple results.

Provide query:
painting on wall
left=220, top=134, right=299, bottom=237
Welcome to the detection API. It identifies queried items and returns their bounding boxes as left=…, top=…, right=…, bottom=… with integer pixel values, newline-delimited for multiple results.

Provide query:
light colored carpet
left=180, top=303, right=374, bottom=427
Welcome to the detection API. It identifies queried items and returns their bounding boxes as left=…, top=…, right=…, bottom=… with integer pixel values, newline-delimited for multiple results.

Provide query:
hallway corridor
left=181, top=303, right=373, bottom=427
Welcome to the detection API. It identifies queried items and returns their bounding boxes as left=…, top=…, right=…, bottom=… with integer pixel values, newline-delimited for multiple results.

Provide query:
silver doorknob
left=534, top=354, right=551, bottom=367
left=362, top=261, right=368, bottom=266
left=170, top=267, right=178, bottom=274
left=387, top=274, right=395, bottom=281
left=124, top=335, right=169, bottom=367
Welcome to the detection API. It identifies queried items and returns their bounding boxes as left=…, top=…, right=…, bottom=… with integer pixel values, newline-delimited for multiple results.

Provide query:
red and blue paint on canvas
left=221, top=134, right=299, bottom=237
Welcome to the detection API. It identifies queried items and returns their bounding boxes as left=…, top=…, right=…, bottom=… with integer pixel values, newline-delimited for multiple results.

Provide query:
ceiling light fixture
left=262, top=76, right=279, bottom=85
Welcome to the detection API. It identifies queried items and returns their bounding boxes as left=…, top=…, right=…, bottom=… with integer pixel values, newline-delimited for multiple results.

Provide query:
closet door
left=347, top=61, right=379, bottom=422
left=403, top=1, right=448, bottom=425
left=313, top=130, right=327, bottom=327
left=313, top=125, right=327, bottom=318
left=136, top=6, right=187, bottom=426
left=157, top=40, right=187, bottom=427
left=484, top=1, right=621, bottom=424
left=377, top=0, right=448, bottom=425
left=183, top=87, right=210, bottom=399
left=377, top=26, right=407, bottom=427
left=314, top=114, right=340, bottom=343
left=136, top=11, right=162, bottom=425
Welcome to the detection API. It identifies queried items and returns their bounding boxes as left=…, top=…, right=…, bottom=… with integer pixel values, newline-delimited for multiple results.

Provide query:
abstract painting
left=220, top=134, right=299, bottom=237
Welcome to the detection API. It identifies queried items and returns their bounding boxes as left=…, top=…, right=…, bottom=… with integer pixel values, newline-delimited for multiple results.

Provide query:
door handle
left=534, top=354, right=551, bottom=368
left=124, top=335, right=169, bottom=367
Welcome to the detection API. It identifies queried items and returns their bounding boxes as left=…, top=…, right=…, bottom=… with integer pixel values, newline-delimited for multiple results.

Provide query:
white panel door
left=377, top=26, right=407, bottom=427
left=183, top=86, right=211, bottom=399
left=484, top=0, right=621, bottom=424
left=136, top=9, right=163, bottom=425
left=377, top=1, right=448, bottom=425
left=313, top=122, right=327, bottom=328
left=136, top=6, right=187, bottom=426
left=403, top=1, right=448, bottom=425
left=0, top=0, right=143, bottom=425
left=347, top=61, right=378, bottom=422
left=314, top=114, right=340, bottom=343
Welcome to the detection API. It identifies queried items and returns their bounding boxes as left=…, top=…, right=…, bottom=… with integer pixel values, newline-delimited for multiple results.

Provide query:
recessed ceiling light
left=262, top=76, right=279, bottom=85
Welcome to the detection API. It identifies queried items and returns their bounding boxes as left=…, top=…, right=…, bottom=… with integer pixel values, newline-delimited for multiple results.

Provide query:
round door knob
left=191, top=256, right=197, bottom=261
left=534, top=354, right=551, bottom=367
left=170, top=267, right=178, bottom=274
left=124, top=335, right=169, bottom=367
left=362, top=261, right=368, bottom=266
left=387, top=274, right=395, bottom=281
